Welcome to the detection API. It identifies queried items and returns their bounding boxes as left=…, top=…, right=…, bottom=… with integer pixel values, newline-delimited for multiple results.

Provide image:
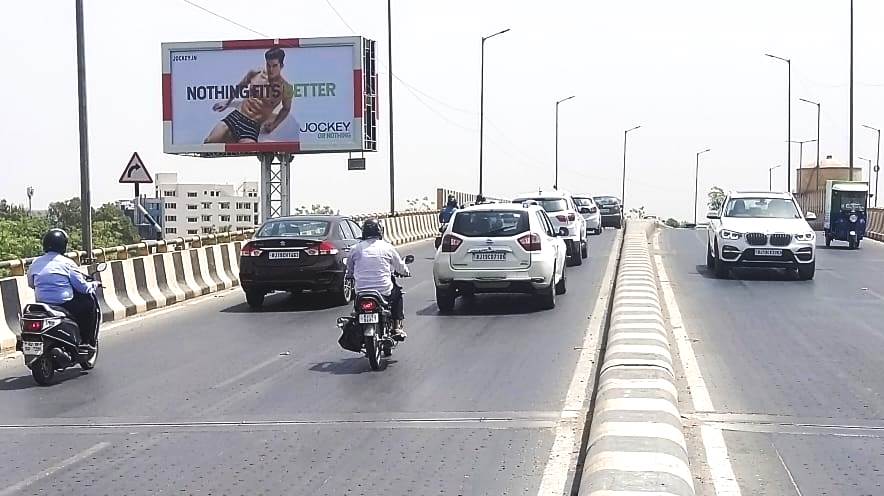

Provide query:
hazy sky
left=3, top=0, right=884, bottom=220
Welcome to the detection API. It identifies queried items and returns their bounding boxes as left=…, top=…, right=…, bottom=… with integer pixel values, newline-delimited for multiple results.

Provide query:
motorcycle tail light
left=359, top=300, right=378, bottom=312
left=22, top=320, right=43, bottom=332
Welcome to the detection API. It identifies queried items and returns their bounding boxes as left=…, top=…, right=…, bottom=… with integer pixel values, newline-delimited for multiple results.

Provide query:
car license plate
left=473, top=252, right=506, bottom=261
left=358, top=313, right=379, bottom=324
left=23, top=341, right=43, bottom=355
left=755, top=249, right=782, bottom=257
left=269, top=251, right=299, bottom=260
left=600, top=209, right=611, bottom=214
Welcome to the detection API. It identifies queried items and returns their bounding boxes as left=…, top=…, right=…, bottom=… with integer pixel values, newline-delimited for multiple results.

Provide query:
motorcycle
left=337, top=255, right=414, bottom=370
left=20, top=262, right=107, bottom=385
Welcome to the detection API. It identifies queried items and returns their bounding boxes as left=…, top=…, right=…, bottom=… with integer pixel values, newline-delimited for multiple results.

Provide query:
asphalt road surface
left=0, top=231, right=617, bottom=495
left=658, top=228, right=884, bottom=496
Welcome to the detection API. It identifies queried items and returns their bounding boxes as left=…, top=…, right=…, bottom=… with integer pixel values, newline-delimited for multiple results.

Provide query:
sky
left=2, top=0, right=884, bottom=221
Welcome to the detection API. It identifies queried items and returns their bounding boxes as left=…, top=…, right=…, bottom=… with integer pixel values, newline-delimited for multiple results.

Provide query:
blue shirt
left=26, top=252, right=97, bottom=304
left=439, top=206, right=457, bottom=224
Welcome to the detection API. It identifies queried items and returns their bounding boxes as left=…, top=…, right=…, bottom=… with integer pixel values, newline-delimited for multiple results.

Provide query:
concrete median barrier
left=579, top=221, right=694, bottom=496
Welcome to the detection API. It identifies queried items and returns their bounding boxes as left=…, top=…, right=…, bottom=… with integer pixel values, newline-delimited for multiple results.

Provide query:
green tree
left=665, top=218, right=681, bottom=228
left=47, top=198, right=82, bottom=231
left=707, top=186, right=726, bottom=211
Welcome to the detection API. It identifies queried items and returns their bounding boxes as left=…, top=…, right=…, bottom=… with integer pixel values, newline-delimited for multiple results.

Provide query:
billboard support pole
left=387, top=0, right=396, bottom=214
left=75, top=0, right=93, bottom=261
left=259, top=153, right=292, bottom=223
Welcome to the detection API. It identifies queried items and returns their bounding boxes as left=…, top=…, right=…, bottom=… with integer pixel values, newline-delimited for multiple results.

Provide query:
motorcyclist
left=346, top=219, right=411, bottom=341
left=26, top=229, right=100, bottom=347
left=439, top=195, right=458, bottom=224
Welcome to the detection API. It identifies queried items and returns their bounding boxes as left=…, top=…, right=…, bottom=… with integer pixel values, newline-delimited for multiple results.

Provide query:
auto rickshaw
left=823, top=180, right=870, bottom=249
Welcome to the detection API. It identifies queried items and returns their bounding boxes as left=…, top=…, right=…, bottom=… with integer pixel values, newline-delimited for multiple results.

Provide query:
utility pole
left=766, top=53, right=792, bottom=192
left=695, top=148, right=711, bottom=225
left=478, top=28, right=510, bottom=197
left=849, top=0, right=855, bottom=180
left=800, top=98, right=822, bottom=191
left=75, top=0, right=93, bottom=259
left=26, top=187, right=34, bottom=214
left=862, top=125, right=881, bottom=207
left=554, top=95, right=576, bottom=190
left=387, top=0, right=395, bottom=214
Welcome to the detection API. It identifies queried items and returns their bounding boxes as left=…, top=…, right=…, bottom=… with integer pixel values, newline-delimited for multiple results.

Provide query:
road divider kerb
left=579, top=221, right=694, bottom=496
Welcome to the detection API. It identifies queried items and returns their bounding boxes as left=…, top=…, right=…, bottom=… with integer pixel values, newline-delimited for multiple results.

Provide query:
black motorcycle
left=20, top=262, right=106, bottom=385
left=337, top=255, right=414, bottom=370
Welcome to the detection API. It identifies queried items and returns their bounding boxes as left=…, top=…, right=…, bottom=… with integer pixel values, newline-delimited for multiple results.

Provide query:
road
left=0, top=232, right=617, bottom=495
left=657, top=228, right=884, bottom=496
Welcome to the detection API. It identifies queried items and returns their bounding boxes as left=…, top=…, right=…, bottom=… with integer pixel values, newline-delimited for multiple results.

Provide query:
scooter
left=337, top=255, right=414, bottom=371
left=20, top=262, right=107, bottom=385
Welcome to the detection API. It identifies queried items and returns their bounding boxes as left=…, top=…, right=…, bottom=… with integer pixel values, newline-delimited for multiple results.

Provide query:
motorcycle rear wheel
left=32, top=356, right=55, bottom=386
left=365, top=332, right=384, bottom=371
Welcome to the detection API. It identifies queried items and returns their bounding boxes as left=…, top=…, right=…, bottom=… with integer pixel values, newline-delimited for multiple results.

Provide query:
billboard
left=162, top=37, right=377, bottom=156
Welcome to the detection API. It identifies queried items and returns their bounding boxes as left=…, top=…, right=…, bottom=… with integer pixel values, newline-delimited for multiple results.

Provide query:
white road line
left=654, top=232, right=741, bottom=496
left=536, top=231, right=622, bottom=496
left=773, top=443, right=804, bottom=496
left=0, top=442, right=111, bottom=496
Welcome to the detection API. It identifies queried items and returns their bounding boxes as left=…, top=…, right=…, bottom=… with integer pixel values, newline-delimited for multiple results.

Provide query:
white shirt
left=346, top=238, right=409, bottom=295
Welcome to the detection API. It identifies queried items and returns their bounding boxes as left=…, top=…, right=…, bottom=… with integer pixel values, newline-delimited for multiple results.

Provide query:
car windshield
left=838, top=192, right=866, bottom=211
left=573, top=198, right=594, bottom=207
left=452, top=211, right=529, bottom=237
left=723, top=198, right=801, bottom=219
left=593, top=196, right=620, bottom=205
left=513, top=198, right=569, bottom=212
left=257, top=220, right=330, bottom=237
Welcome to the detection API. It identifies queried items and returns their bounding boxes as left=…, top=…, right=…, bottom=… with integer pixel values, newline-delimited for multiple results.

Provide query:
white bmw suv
left=706, top=191, right=818, bottom=280
left=433, top=203, right=568, bottom=313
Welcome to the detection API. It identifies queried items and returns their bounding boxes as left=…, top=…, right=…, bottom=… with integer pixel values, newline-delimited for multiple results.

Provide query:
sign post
left=119, top=152, right=153, bottom=197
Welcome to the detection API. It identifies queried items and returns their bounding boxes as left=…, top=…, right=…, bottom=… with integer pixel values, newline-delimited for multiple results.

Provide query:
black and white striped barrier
left=579, top=222, right=694, bottom=496
left=0, top=242, right=243, bottom=354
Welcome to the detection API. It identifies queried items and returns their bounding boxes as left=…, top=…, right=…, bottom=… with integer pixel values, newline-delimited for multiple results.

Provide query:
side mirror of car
left=805, top=212, right=817, bottom=221
left=404, top=255, right=415, bottom=264
left=579, top=207, right=591, bottom=214
left=558, top=227, right=570, bottom=237
left=706, top=211, right=721, bottom=220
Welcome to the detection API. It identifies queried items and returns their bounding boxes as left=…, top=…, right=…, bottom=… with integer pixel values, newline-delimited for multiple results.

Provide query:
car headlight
left=794, top=232, right=815, bottom=241
left=719, top=229, right=742, bottom=240
left=849, top=214, right=858, bottom=223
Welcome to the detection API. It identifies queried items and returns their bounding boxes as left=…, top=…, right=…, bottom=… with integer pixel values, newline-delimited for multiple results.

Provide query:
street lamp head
left=765, top=53, right=790, bottom=63
left=862, top=124, right=880, bottom=132
left=557, top=95, right=576, bottom=105
left=799, top=98, right=820, bottom=106
left=700, top=148, right=711, bottom=154
left=483, top=28, right=511, bottom=41
left=626, top=125, right=641, bottom=133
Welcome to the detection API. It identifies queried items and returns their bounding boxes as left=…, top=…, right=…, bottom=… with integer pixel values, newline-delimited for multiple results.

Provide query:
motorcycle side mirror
left=805, top=212, right=817, bottom=221
left=404, top=255, right=415, bottom=264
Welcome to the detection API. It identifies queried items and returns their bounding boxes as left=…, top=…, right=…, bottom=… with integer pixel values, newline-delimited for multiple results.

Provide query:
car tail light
left=441, top=235, right=462, bottom=253
left=568, top=212, right=576, bottom=221
left=518, top=233, right=542, bottom=252
left=240, top=243, right=263, bottom=257
left=359, top=299, right=378, bottom=312
left=306, top=241, right=339, bottom=256
left=22, top=320, right=43, bottom=332
left=556, top=214, right=568, bottom=222
left=589, top=207, right=598, bottom=213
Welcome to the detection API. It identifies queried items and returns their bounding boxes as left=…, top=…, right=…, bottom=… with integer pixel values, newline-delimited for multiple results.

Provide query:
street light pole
left=478, top=28, right=510, bottom=197
left=800, top=98, right=822, bottom=191
left=622, top=125, right=641, bottom=211
left=788, top=139, right=817, bottom=192
left=769, top=164, right=784, bottom=191
left=859, top=157, right=872, bottom=187
left=850, top=0, right=855, bottom=181
left=766, top=53, right=792, bottom=192
left=862, top=124, right=880, bottom=207
left=75, top=0, right=93, bottom=258
left=387, top=0, right=395, bottom=214
left=554, top=95, right=576, bottom=190
left=694, top=148, right=711, bottom=225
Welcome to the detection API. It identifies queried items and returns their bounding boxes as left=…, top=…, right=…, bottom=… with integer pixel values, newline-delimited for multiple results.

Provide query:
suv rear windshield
left=724, top=198, right=801, bottom=219
left=593, top=196, right=620, bottom=205
left=513, top=198, right=569, bottom=212
left=257, top=220, right=330, bottom=237
left=573, top=197, right=594, bottom=207
left=452, top=211, right=529, bottom=238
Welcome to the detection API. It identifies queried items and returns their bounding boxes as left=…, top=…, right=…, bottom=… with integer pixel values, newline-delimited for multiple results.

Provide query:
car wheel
left=797, top=261, right=816, bottom=280
left=436, top=287, right=456, bottom=313
left=713, top=257, right=731, bottom=279
left=537, top=277, right=556, bottom=310
left=825, top=235, right=832, bottom=247
left=706, top=243, right=715, bottom=270
left=331, top=275, right=353, bottom=306
left=581, top=240, right=588, bottom=259
left=569, top=242, right=583, bottom=266
left=245, top=289, right=265, bottom=309
left=555, top=266, right=567, bottom=295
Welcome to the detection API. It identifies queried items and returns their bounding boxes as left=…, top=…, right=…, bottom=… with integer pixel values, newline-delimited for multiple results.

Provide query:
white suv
left=572, top=195, right=602, bottom=235
left=512, top=190, right=587, bottom=266
left=433, top=203, right=568, bottom=312
left=706, top=191, right=818, bottom=280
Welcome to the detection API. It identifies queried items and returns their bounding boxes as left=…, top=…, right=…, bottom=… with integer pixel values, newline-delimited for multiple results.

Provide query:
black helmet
left=446, top=196, right=458, bottom=208
left=361, top=218, right=383, bottom=240
left=42, top=228, right=69, bottom=253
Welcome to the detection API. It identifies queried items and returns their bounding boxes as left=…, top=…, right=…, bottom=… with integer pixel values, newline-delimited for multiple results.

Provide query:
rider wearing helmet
left=439, top=195, right=459, bottom=224
left=346, top=219, right=411, bottom=340
left=26, top=229, right=101, bottom=347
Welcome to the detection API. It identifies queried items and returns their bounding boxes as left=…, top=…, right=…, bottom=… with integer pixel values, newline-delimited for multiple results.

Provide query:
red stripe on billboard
left=224, top=142, right=300, bottom=153
left=222, top=39, right=300, bottom=49
left=353, top=69, right=363, bottom=118
left=162, top=73, right=172, bottom=120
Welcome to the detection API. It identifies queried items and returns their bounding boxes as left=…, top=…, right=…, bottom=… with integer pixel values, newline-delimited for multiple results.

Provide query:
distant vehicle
left=239, top=215, right=364, bottom=308
left=593, top=196, right=624, bottom=229
left=512, top=190, right=588, bottom=265
left=572, top=195, right=602, bottom=235
left=823, top=180, right=869, bottom=249
left=706, top=191, right=817, bottom=280
left=433, top=203, right=568, bottom=312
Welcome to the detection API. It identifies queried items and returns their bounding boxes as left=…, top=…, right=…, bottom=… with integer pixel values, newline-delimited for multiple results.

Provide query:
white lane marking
left=773, top=442, right=804, bottom=496
left=0, top=442, right=111, bottom=496
left=655, top=232, right=742, bottom=496
left=536, top=231, right=622, bottom=496
left=212, top=354, right=284, bottom=389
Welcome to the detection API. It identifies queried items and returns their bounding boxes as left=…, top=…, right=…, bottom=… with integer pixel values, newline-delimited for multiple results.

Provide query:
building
left=154, top=173, right=260, bottom=238
left=796, top=156, right=867, bottom=193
